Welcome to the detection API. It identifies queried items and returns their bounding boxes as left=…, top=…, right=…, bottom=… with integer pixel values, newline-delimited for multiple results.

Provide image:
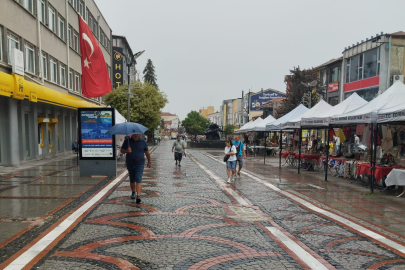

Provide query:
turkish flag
left=78, top=16, right=112, bottom=98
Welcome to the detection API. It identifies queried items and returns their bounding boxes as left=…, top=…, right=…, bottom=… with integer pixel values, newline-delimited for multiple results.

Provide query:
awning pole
left=298, top=127, right=302, bottom=174
left=279, top=129, right=283, bottom=169
left=371, top=124, right=378, bottom=193
left=264, top=132, right=267, bottom=164
left=369, top=123, right=374, bottom=193
left=325, top=127, right=329, bottom=181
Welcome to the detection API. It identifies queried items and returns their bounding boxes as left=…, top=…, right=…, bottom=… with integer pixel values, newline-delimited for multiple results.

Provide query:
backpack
left=234, top=142, right=241, bottom=156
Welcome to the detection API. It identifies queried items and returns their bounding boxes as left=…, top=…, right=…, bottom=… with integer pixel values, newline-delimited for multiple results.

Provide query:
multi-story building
left=112, top=35, right=137, bottom=88
left=199, top=106, right=214, bottom=118
left=0, top=0, right=113, bottom=166
left=341, top=31, right=405, bottom=102
left=313, top=57, right=342, bottom=105
left=206, top=110, right=222, bottom=127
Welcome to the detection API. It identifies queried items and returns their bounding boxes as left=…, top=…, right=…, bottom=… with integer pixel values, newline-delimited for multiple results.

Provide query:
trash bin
left=154, top=139, right=158, bottom=145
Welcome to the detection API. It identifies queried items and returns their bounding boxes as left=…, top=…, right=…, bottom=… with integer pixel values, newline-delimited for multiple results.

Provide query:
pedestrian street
left=1, top=140, right=405, bottom=269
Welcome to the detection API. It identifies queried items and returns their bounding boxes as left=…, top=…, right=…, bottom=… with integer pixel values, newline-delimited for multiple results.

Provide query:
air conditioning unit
left=393, top=75, right=404, bottom=83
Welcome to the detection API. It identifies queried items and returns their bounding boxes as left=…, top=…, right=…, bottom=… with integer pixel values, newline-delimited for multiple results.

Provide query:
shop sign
left=12, top=74, right=26, bottom=100
left=30, top=91, right=37, bottom=102
left=78, top=108, right=115, bottom=159
left=112, top=48, right=124, bottom=88
left=328, top=82, right=339, bottom=92
left=250, top=90, right=285, bottom=111
left=11, top=48, right=24, bottom=76
left=0, top=72, right=12, bottom=97
left=377, top=110, right=405, bottom=122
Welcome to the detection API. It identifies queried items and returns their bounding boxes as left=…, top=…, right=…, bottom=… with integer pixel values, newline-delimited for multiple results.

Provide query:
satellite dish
left=309, top=80, right=318, bottom=87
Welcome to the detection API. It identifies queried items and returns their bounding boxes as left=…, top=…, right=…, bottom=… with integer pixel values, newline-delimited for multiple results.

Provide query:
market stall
left=281, top=100, right=333, bottom=174
left=266, top=104, right=309, bottom=167
left=329, top=81, right=405, bottom=192
left=301, top=93, right=368, bottom=180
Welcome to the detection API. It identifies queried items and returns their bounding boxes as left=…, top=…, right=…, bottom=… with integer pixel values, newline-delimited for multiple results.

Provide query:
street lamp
left=301, top=80, right=318, bottom=109
left=125, top=50, right=145, bottom=122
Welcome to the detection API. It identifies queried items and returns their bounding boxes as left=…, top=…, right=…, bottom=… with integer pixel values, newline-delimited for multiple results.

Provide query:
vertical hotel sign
left=113, top=47, right=124, bottom=88
left=78, top=108, right=115, bottom=159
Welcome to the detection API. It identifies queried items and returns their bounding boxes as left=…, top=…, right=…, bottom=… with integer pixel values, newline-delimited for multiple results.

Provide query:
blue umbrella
left=106, top=122, right=148, bottom=136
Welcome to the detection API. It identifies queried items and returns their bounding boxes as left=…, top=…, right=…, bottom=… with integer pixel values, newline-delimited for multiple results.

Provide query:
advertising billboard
left=250, top=90, right=285, bottom=111
left=78, top=108, right=116, bottom=160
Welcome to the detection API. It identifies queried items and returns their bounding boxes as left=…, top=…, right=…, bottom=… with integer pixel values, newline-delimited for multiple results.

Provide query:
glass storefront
left=344, top=87, right=379, bottom=102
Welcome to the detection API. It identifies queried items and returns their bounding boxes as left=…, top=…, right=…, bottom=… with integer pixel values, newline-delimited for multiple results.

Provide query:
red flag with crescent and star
left=78, top=16, right=112, bottom=98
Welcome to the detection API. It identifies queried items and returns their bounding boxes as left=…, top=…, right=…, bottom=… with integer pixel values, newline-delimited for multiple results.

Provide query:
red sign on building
left=328, top=82, right=339, bottom=92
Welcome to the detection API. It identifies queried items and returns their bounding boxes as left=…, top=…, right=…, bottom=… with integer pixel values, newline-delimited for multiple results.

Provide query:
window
left=58, top=16, right=65, bottom=40
left=344, top=87, right=379, bottom=102
left=107, top=40, right=110, bottom=51
left=363, top=48, right=379, bottom=79
left=38, top=0, right=45, bottom=23
left=349, top=55, right=361, bottom=82
left=68, top=25, right=72, bottom=47
left=330, top=66, right=340, bottom=83
left=79, top=1, right=84, bottom=16
left=346, top=58, right=350, bottom=83
left=60, top=64, right=66, bottom=87
left=7, top=33, right=19, bottom=64
left=48, top=6, right=56, bottom=32
left=93, top=21, right=97, bottom=36
left=74, top=73, right=80, bottom=92
left=100, top=32, right=104, bottom=46
left=88, top=15, right=93, bottom=32
left=117, top=39, right=122, bottom=47
left=104, top=36, right=107, bottom=48
left=73, top=32, right=78, bottom=51
left=113, top=38, right=117, bottom=47
left=69, top=70, right=73, bottom=90
left=71, top=0, right=77, bottom=10
left=41, top=53, right=47, bottom=79
left=24, top=43, right=35, bottom=74
left=23, top=0, right=33, bottom=13
left=328, top=96, right=339, bottom=106
left=50, top=58, right=57, bottom=83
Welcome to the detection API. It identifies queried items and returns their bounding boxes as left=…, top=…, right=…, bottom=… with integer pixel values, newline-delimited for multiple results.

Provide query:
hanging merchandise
left=338, top=128, right=346, bottom=144
left=381, top=125, right=394, bottom=152
left=356, top=124, right=366, bottom=135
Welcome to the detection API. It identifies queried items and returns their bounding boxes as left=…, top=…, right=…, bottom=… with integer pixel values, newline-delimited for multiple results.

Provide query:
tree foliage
left=181, top=111, right=210, bottom=135
left=104, top=82, right=168, bottom=136
left=224, top=124, right=235, bottom=136
left=143, top=59, right=159, bottom=89
left=276, top=66, right=319, bottom=118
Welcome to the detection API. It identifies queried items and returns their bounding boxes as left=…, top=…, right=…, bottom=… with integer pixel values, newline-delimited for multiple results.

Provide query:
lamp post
left=125, top=50, right=145, bottom=122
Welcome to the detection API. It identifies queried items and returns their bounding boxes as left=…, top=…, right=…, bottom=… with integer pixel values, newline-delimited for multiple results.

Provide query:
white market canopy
left=301, top=92, right=368, bottom=127
left=331, top=81, right=405, bottom=124
left=250, top=115, right=276, bottom=131
left=281, top=100, right=333, bottom=129
left=266, top=104, right=309, bottom=131
left=235, top=117, right=263, bottom=133
left=115, top=109, right=127, bottom=124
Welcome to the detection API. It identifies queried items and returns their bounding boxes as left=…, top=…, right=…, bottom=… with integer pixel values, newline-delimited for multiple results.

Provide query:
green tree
left=181, top=111, right=210, bottom=136
left=104, top=82, right=168, bottom=138
left=143, top=59, right=159, bottom=89
left=276, top=66, right=319, bottom=118
left=224, top=124, right=235, bottom=136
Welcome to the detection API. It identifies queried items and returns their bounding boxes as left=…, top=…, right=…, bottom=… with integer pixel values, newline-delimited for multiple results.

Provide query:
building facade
left=112, top=35, right=137, bottom=88
left=206, top=111, right=222, bottom=127
left=0, top=0, right=112, bottom=166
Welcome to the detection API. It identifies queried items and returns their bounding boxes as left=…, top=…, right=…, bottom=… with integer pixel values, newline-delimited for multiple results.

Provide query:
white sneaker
left=227, top=178, right=231, bottom=183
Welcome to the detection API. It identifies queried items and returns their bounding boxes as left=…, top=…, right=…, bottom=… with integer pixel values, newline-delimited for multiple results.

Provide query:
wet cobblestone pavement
left=1, top=141, right=405, bottom=269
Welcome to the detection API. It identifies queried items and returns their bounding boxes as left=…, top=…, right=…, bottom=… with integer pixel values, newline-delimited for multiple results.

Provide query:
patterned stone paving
left=2, top=141, right=405, bottom=269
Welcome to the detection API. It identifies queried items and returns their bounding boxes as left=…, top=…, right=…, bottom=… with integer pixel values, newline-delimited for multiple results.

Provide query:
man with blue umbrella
left=107, top=122, right=151, bottom=203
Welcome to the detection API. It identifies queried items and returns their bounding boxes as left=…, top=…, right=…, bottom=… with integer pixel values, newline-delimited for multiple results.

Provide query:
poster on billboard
left=250, top=90, right=285, bottom=111
left=78, top=108, right=116, bottom=160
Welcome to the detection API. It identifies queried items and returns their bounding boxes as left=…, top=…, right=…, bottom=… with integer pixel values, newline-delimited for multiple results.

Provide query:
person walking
left=354, top=134, right=360, bottom=152
left=121, top=134, right=152, bottom=203
left=72, top=140, right=78, bottom=154
left=172, top=135, right=186, bottom=167
left=233, top=135, right=246, bottom=177
left=224, top=140, right=237, bottom=183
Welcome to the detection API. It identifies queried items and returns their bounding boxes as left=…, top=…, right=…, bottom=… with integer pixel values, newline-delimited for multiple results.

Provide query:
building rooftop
left=313, top=57, right=343, bottom=70
left=386, top=31, right=405, bottom=37
left=161, top=112, right=176, bottom=116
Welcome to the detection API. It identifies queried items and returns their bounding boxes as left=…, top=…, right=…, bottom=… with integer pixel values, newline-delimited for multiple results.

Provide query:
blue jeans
left=127, top=164, right=144, bottom=183
left=354, top=145, right=359, bottom=152
left=227, top=160, right=236, bottom=170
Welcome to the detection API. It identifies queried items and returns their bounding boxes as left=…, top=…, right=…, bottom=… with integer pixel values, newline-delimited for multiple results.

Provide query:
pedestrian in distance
left=233, top=135, right=246, bottom=177
left=72, top=140, right=78, bottom=154
left=121, top=134, right=152, bottom=203
left=224, top=140, right=237, bottom=183
left=172, top=135, right=186, bottom=167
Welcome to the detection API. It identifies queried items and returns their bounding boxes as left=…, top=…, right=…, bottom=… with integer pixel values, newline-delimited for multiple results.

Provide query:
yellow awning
left=0, top=71, right=100, bottom=109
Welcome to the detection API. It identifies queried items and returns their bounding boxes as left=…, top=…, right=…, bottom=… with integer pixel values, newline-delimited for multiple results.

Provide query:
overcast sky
left=96, top=0, right=405, bottom=120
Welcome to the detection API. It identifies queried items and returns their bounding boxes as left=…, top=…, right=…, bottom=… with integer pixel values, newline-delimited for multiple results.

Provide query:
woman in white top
left=224, top=140, right=237, bottom=183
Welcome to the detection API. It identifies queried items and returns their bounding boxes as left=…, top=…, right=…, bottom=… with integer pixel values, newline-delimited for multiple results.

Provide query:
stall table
left=385, top=169, right=405, bottom=197
left=358, top=164, right=405, bottom=183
